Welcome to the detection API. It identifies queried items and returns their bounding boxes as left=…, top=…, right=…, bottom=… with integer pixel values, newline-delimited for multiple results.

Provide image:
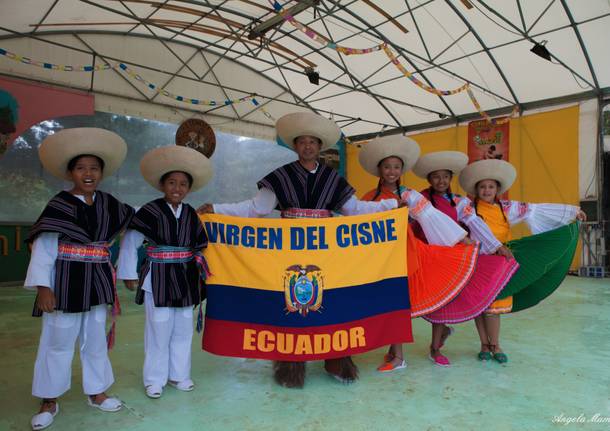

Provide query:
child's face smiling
left=428, top=169, right=452, bottom=194
left=68, top=156, right=102, bottom=196
left=476, top=179, right=499, bottom=203
left=378, top=156, right=403, bottom=187
left=161, top=171, right=191, bottom=206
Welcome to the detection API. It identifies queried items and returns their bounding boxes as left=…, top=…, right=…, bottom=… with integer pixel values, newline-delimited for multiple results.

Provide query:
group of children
left=358, top=135, right=584, bottom=371
left=23, top=113, right=584, bottom=430
left=26, top=129, right=214, bottom=430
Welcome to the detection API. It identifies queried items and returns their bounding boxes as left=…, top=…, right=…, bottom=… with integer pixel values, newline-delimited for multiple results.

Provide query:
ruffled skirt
left=407, top=227, right=479, bottom=318
left=486, top=222, right=579, bottom=314
left=423, top=254, right=519, bottom=324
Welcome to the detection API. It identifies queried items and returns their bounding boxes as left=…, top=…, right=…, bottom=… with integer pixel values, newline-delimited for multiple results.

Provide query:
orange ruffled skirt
left=407, top=226, right=479, bottom=318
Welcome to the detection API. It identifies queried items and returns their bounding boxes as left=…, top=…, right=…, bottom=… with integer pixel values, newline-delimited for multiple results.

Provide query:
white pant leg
left=143, top=292, right=174, bottom=387
left=168, top=306, right=194, bottom=383
left=79, top=305, right=114, bottom=395
left=32, top=311, right=81, bottom=398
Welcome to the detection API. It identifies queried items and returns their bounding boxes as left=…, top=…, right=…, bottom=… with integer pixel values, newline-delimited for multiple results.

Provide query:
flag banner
left=199, top=208, right=411, bottom=361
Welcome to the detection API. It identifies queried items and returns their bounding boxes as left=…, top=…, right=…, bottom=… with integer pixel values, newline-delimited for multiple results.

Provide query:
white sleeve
left=456, top=197, right=502, bottom=254
left=24, top=232, right=58, bottom=291
left=518, top=202, right=579, bottom=234
left=116, top=229, right=145, bottom=280
left=213, top=187, right=277, bottom=217
left=339, top=195, right=398, bottom=216
left=401, top=189, right=467, bottom=246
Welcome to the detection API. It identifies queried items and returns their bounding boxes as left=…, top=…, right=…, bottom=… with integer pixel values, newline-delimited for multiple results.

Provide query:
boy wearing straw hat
left=117, top=145, right=213, bottom=399
left=25, top=128, right=134, bottom=430
left=198, top=112, right=400, bottom=388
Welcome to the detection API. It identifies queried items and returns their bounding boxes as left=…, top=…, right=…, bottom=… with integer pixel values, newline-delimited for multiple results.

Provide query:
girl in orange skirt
left=359, top=136, right=476, bottom=372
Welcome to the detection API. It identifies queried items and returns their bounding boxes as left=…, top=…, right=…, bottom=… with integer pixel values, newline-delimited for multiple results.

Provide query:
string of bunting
left=0, top=47, right=275, bottom=119
left=118, top=62, right=251, bottom=106
left=271, top=1, right=385, bottom=55
left=0, top=48, right=112, bottom=71
left=269, top=0, right=518, bottom=123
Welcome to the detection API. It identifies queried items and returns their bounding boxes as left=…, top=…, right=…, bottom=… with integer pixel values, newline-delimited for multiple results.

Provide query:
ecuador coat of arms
left=284, top=264, right=324, bottom=316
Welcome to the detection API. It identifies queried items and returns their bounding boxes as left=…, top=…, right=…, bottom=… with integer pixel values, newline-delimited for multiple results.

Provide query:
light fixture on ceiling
left=530, top=40, right=552, bottom=62
left=304, top=67, right=320, bottom=85
left=247, top=0, right=319, bottom=40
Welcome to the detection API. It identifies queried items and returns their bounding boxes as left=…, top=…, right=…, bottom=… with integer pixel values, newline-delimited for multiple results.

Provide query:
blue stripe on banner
left=205, top=276, right=410, bottom=328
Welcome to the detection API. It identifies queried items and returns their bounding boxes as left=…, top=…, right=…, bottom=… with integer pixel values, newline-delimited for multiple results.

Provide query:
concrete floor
left=1, top=276, right=609, bottom=431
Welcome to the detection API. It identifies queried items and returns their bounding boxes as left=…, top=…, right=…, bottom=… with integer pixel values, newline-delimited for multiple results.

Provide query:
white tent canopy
left=1, top=0, right=609, bottom=139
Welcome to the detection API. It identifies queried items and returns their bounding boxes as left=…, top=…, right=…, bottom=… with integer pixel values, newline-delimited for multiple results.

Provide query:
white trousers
left=143, top=292, right=194, bottom=387
left=32, top=305, right=114, bottom=398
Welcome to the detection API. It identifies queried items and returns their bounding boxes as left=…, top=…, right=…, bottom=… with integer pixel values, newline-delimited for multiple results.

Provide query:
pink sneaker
left=429, top=352, right=451, bottom=367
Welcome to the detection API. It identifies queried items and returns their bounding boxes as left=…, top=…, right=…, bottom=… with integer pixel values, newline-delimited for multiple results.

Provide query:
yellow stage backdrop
left=347, top=105, right=580, bottom=266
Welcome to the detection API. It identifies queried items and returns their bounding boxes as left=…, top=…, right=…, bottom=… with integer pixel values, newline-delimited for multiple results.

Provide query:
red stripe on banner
left=202, top=309, right=412, bottom=361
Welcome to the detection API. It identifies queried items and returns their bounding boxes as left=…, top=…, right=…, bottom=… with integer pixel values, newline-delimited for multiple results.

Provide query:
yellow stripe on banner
left=199, top=207, right=408, bottom=291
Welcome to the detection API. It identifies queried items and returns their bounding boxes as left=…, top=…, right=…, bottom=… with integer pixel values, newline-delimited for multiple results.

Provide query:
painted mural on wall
left=0, top=89, right=18, bottom=157
left=0, top=77, right=94, bottom=222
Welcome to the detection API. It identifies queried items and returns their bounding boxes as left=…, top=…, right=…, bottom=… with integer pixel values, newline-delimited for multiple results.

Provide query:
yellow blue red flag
left=199, top=208, right=412, bottom=361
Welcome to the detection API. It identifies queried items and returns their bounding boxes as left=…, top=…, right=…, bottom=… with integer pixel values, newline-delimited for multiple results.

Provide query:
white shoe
left=31, top=402, right=59, bottom=430
left=168, top=379, right=195, bottom=392
left=145, top=385, right=163, bottom=399
left=326, top=372, right=356, bottom=384
left=87, top=396, right=122, bottom=412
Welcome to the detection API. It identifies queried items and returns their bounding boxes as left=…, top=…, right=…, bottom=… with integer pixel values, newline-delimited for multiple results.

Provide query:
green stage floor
left=1, top=276, right=609, bottom=431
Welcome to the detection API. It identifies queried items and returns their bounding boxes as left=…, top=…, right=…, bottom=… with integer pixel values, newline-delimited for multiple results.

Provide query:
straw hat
left=459, top=159, right=516, bottom=196
left=39, top=128, right=127, bottom=180
left=140, top=145, right=213, bottom=192
left=276, top=112, right=341, bottom=151
left=358, top=135, right=421, bottom=177
left=413, top=151, right=469, bottom=179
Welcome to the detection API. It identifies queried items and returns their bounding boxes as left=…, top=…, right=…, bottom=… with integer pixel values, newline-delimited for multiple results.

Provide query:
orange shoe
left=377, top=358, right=407, bottom=373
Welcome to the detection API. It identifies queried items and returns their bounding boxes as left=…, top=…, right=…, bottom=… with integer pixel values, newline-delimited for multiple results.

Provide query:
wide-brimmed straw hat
left=413, top=151, right=469, bottom=179
left=39, top=128, right=127, bottom=180
left=276, top=112, right=341, bottom=151
left=140, top=145, right=213, bottom=192
left=459, top=159, right=516, bottom=196
left=358, top=134, right=421, bottom=177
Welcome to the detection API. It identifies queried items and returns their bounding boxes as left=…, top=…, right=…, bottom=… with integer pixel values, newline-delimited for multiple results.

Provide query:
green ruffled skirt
left=496, top=222, right=579, bottom=313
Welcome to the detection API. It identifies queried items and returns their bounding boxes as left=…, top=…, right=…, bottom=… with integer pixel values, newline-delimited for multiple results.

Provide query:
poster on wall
left=467, top=117, right=510, bottom=198
left=467, top=118, right=510, bottom=162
